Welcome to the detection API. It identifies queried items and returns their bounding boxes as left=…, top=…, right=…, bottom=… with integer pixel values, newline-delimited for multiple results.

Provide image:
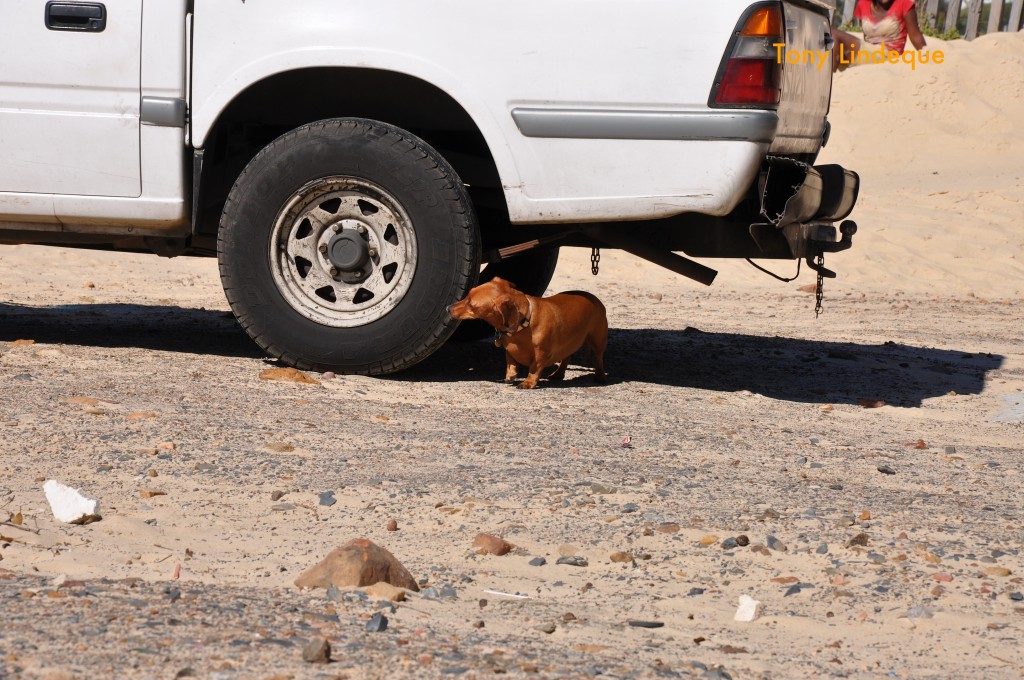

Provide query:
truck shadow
left=410, top=326, right=1004, bottom=408
left=0, top=303, right=1003, bottom=408
left=0, top=302, right=263, bottom=359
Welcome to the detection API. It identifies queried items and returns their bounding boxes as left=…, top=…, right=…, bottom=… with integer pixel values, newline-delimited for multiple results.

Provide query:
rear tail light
left=710, top=3, right=784, bottom=108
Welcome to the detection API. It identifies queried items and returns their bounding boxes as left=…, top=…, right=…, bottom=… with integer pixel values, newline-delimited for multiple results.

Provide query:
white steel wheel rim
left=269, top=177, right=418, bottom=328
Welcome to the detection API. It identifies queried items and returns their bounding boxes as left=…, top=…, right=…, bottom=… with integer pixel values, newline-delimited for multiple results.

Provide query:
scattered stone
left=590, top=483, right=616, bottom=495
left=558, top=544, right=578, bottom=557
left=877, top=465, right=896, bottom=475
left=700, top=535, right=719, bottom=547
left=363, top=582, right=407, bottom=602
left=386, top=518, right=399, bottom=532
left=365, top=612, right=388, bottom=633
left=944, top=445, right=957, bottom=455
left=318, top=491, right=337, bottom=507
left=271, top=491, right=285, bottom=501
left=140, top=490, right=166, bottom=499
left=259, top=367, right=320, bottom=385
left=784, top=585, right=802, bottom=597
left=931, top=573, right=954, bottom=583
left=302, top=637, right=331, bottom=664
left=721, top=537, right=738, bottom=550
left=816, top=543, right=829, bottom=555
left=858, top=510, right=872, bottom=521
left=266, top=441, right=295, bottom=453
left=294, top=538, right=419, bottom=591
left=556, top=556, right=588, bottom=567
left=528, top=557, right=547, bottom=567
left=473, top=533, right=512, bottom=556
left=610, top=551, right=633, bottom=563
left=42, top=480, right=101, bottom=524
left=627, top=620, right=664, bottom=628
left=983, top=566, right=1012, bottom=577
left=734, top=595, right=761, bottom=622
left=766, top=536, right=786, bottom=552
left=847, top=533, right=870, bottom=547
left=735, top=535, right=750, bottom=547
left=687, top=588, right=705, bottom=597
left=656, top=522, right=681, bottom=534
left=536, top=622, right=557, bottom=634
left=271, top=503, right=296, bottom=512
left=1009, top=592, right=1023, bottom=601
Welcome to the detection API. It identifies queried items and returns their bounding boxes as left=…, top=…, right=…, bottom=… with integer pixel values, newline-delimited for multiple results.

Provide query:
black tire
left=218, top=118, right=480, bottom=374
left=450, top=246, right=560, bottom=342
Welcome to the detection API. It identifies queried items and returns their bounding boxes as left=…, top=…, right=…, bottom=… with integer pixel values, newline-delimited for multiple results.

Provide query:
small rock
left=590, top=483, right=616, bottom=495
left=931, top=573, right=954, bottom=583
left=766, top=536, right=787, bottom=552
left=556, top=556, right=588, bottom=567
left=472, top=533, right=512, bottom=556
left=687, top=588, right=705, bottom=597
left=318, top=491, right=337, bottom=507
left=271, top=491, right=285, bottom=501
left=816, top=543, right=829, bottom=555
left=536, top=622, right=557, bottom=634
left=656, top=522, right=681, bottom=534
left=846, top=533, right=869, bottom=548
left=983, top=566, right=1012, bottom=577
left=363, top=582, right=407, bottom=602
left=721, top=537, right=738, bottom=550
left=784, top=585, right=802, bottom=597
left=365, top=612, right=388, bottom=633
left=42, top=480, right=101, bottom=524
left=877, top=465, right=896, bottom=475
left=735, top=535, right=750, bottom=547
left=610, top=551, right=633, bottom=563
left=294, top=538, right=419, bottom=591
left=386, top=518, right=398, bottom=532
left=944, top=445, right=956, bottom=455
left=1009, top=592, right=1023, bottom=601
left=302, top=637, right=331, bottom=664
left=700, top=534, right=719, bottom=547
left=140, top=489, right=166, bottom=499
left=528, top=557, right=547, bottom=567
left=734, top=595, right=761, bottom=622
left=627, top=620, right=664, bottom=628
left=272, top=503, right=296, bottom=512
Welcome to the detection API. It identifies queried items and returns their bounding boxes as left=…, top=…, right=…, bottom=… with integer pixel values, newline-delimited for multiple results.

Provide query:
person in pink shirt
left=833, top=0, right=928, bottom=69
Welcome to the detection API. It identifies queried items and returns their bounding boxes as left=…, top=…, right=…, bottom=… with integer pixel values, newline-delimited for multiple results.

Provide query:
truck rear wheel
left=218, top=118, right=479, bottom=374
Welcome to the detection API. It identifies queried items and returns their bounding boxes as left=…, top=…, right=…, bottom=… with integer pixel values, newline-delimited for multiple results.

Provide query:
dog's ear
left=495, top=294, right=520, bottom=332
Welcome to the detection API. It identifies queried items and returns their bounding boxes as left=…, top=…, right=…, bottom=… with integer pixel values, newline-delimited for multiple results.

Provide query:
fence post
left=1010, top=0, right=1024, bottom=31
left=965, top=0, right=983, bottom=38
left=944, top=0, right=962, bottom=33
left=925, top=0, right=941, bottom=28
left=842, top=0, right=855, bottom=23
left=988, top=0, right=1005, bottom=33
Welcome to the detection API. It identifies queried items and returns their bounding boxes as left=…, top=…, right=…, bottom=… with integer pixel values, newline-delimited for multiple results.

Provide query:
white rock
left=734, top=594, right=762, bottom=622
left=43, top=480, right=100, bottom=523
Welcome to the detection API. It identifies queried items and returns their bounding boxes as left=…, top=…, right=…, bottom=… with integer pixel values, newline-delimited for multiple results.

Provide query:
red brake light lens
left=715, top=59, right=782, bottom=106
left=711, top=4, right=784, bottom=108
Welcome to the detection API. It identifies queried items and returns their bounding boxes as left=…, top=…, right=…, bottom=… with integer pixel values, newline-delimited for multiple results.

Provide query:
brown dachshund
left=450, top=277, right=607, bottom=389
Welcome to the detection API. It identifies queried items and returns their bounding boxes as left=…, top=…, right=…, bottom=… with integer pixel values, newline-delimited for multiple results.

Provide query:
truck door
left=0, top=0, right=142, bottom=198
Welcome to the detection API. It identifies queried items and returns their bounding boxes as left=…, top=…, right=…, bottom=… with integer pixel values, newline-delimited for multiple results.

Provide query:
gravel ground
left=1, top=246, right=1023, bottom=679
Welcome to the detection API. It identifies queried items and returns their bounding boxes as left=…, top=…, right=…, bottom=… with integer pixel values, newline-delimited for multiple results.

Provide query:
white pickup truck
left=0, top=0, right=859, bottom=374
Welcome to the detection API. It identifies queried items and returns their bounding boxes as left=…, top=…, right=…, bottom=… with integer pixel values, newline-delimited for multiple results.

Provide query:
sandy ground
left=2, top=32, right=1023, bottom=680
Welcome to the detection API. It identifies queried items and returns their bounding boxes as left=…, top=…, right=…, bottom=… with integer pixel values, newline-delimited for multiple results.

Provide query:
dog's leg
left=518, top=354, right=549, bottom=389
left=587, top=330, right=608, bottom=384
left=546, top=358, right=570, bottom=381
left=504, top=352, right=519, bottom=383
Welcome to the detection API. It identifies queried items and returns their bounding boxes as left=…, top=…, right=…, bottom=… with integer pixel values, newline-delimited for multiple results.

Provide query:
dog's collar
left=494, top=297, right=532, bottom=347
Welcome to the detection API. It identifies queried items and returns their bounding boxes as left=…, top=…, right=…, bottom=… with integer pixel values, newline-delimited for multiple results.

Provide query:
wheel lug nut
left=368, top=248, right=378, bottom=258
left=356, top=225, right=366, bottom=234
left=329, top=267, right=339, bottom=277
left=332, top=224, right=341, bottom=233
left=319, top=244, right=328, bottom=254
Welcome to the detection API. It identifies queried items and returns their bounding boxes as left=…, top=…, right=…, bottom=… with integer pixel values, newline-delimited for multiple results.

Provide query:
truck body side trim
left=511, top=108, right=779, bottom=143
left=141, top=97, right=187, bottom=127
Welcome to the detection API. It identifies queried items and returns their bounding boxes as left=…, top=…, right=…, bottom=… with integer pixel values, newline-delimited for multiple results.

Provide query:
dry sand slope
left=1, top=33, right=1024, bottom=680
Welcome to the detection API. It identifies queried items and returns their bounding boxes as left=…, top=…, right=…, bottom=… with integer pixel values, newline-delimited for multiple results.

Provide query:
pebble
left=536, top=622, right=557, bottom=634
left=784, top=585, right=802, bottom=597
left=556, top=556, right=588, bottom=567
left=1009, top=592, right=1023, bottom=601
left=877, top=465, right=896, bottom=475
left=365, top=612, right=388, bottom=632
left=318, top=491, right=337, bottom=507
left=721, top=538, right=738, bottom=550
left=766, top=536, right=786, bottom=552
left=302, top=637, right=331, bottom=663
left=699, top=535, right=719, bottom=547
left=270, top=490, right=285, bottom=501
left=472, top=533, right=512, bottom=556
left=656, top=522, right=681, bottom=534
left=271, top=503, right=296, bottom=512
left=735, top=535, right=750, bottom=547
left=590, top=483, right=616, bottom=495
left=816, top=543, right=829, bottom=555
left=386, top=518, right=399, bottom=532
left=847, top=533, right=870, bottom=547
left=528, top=557, right=547, bottom=567
left=626, top=620, right=664, bottom=628
left=687, top=588, right=705, bottom=597
left=610, top=551, right=633, bottom=563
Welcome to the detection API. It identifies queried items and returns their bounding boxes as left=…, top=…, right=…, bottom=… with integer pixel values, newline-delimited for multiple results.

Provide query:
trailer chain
left=591, top=247, right=601, bottom=276
left=814, top=252, right=825, bottom=318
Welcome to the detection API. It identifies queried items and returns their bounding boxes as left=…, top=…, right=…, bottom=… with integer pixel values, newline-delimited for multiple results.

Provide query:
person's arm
left=905, top=7, right=928, bottom=50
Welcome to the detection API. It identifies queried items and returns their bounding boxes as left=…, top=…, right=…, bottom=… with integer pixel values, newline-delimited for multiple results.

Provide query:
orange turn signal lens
left=741, top=6, right=783, bottom=37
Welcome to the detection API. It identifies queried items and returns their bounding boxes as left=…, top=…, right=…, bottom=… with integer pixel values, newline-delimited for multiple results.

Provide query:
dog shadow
left=406, top=326, right=1003, bottom=407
